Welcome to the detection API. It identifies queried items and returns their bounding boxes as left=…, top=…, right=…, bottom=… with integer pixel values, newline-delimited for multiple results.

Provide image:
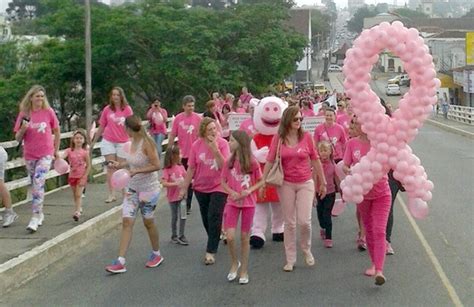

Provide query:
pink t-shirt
left=14, top=108, right=59, bottom=160
left=239, top=118, right=256, bottom=137
left=235, top=107, right=246, bottom=114
left=313, top=123, right=347, bottom=161
left=239, top=93, right=252, bottom=109
left=301, top=108, right=316, bottom=117
left=147, top=108, right=168, bottom=135
left=336, top=113, right=351, bottom=135
left=267, top=132, right=318, bottom=184
left=171, top=112, right=202, bottom=159
left=189, top=137, right=230, bottom=193
left=162, top=164, right=187, bottom=203
left=222, top=158, right=262, bottom=208
left=64, top=148, right=88, bottom=178
left=99, top=105, right=133, bottom=143
left=343, top=137, right=390, bottom=200
left=320, top=159, right=336, bottom=194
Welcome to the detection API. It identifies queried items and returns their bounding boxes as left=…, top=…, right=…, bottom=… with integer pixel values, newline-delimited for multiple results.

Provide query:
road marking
left=398, top=195, right=463, bottom=307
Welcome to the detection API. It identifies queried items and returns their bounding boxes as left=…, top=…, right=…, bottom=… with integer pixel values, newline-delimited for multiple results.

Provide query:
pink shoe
left=105, top=260, right=127, bottom=274
left=320, top=229, right=326, bottom=240
left=364, top=265, right=376, bottom=277
left=145, top=253, right=164, bottom=268
left=324, top=239, right=333, bottom=248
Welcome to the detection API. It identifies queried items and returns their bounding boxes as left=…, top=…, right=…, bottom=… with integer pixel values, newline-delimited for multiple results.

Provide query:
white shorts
left=0, top=146, right=7, bottom=180
left=100, top=139, right=127, bottom=159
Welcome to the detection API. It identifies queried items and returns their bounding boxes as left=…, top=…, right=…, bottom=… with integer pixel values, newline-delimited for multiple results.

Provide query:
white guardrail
left=0, top=119, right=174, bottom=207
left=447, top=105, right=474, bottom=125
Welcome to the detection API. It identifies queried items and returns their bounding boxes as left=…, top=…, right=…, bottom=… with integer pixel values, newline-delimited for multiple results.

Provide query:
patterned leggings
left=26, top=156, right=52, bottom=214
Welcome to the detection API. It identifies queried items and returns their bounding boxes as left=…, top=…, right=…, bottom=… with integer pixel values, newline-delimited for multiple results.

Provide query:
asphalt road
left=1, top=75, right=472, bottom=306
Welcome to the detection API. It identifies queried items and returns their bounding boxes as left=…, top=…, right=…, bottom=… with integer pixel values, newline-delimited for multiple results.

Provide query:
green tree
left=393, top=8, right=427, bottom=19
left=347, top=6, right=377, bottom=34
left=311, top=9, right=331, bottom=51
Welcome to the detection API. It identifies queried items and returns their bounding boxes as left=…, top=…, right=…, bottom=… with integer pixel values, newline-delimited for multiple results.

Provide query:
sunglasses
left=293, top=117, right=303, bottom=122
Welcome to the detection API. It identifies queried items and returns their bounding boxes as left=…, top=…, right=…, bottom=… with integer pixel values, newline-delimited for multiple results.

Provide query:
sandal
left=204, top=254, right=215, bottom=265
left=105, top=196, right=117, bottom=203
left=283, top=263, right=294, bottom=272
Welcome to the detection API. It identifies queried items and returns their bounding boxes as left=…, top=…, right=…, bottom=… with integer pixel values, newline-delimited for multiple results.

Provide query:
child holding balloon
left=105, top=115, right=163, bottom=274
left=315, top=141, right=340, bottom=248
left=161, top=145, right=188, bottom=245
left=342, top=116, right=391, bottom=286
left=221, top=131, right=264, bottom=284
left=63, top=129, right=91, bottom=221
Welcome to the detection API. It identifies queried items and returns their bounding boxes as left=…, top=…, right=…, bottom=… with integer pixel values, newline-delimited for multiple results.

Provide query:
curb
left=0, top=205, right=122, bottom=294
left=426, top=118, right=474, bottom=139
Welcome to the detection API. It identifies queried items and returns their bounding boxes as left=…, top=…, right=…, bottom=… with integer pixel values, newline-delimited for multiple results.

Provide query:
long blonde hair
left=124, top=115, right=156, bottom=154
left=19, top=85, right=50, bottom=115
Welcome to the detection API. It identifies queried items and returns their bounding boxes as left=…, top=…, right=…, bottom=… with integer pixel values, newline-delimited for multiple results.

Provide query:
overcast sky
left=0, top=0, right=407, bottom=13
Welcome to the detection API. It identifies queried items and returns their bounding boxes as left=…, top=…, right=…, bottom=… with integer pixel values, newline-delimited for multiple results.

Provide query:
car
left=386, top=84, right=401, bottom=96
left=388, top=74, right=410, bottom=86
left=328, top=64, right=342, bottom=72
left=312, top=83, right=328, bottom=94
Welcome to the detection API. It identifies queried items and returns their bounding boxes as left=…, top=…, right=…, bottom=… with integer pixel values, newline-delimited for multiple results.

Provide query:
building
left=287, top=8, right=312, bottom=84
left=363, top=12, right=402, bottom=29
left=348, top=0, right=365, bottom=12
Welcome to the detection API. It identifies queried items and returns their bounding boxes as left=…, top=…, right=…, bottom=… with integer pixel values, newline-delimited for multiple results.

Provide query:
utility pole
left=85, top=0, right=93, bottom=134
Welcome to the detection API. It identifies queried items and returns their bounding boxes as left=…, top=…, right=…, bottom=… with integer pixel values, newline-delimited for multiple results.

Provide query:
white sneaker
left=27, top=216, right=39, bottom=232
left=3, top=211, right=18, bottom=228
left=37, top=213, right=44, bottom=226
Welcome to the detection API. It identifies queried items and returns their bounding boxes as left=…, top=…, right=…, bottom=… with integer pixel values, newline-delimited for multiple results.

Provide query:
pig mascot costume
left=250, top=96, right=288, bottom=249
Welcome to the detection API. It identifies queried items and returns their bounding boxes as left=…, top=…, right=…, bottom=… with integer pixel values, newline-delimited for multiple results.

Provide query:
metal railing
left=0, top=118, right=174, bottom=208
left=447, top=105, right=474, bottom=125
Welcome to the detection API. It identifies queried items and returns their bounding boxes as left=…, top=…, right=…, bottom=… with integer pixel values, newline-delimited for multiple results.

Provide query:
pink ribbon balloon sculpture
left=341, top=21, right=438, bottom=219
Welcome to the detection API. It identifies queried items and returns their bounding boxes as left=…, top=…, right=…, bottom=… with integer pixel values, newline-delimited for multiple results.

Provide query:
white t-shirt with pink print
left=14, top=108, right=59, bottom=160
left=188, top=137, right=230, bottom=193
left=99, top=105, right=133, bottom=143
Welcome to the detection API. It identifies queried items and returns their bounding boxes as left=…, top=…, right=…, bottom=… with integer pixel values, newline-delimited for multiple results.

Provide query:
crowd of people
left=0, top=85, right=403, bottom=287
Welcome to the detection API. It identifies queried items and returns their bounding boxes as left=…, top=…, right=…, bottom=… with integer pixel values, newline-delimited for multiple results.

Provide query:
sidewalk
left=0, top=183, right=125, bottom=293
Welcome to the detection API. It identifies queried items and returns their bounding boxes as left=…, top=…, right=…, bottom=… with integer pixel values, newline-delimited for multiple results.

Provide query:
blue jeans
left=152, top=133, right=165, bottom=157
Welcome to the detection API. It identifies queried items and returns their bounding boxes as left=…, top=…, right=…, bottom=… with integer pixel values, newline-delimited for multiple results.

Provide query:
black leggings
left=181, top=158, right=194, bottom=211
left=316, top=192, right=336, bottom=240
left=194, top=191, right=228, bottom=254
left=386, top=178, right=400, bottom=242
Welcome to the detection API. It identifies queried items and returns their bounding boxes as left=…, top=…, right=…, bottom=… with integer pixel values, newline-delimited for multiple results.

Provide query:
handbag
left=266, top=138, right=284, bottom=186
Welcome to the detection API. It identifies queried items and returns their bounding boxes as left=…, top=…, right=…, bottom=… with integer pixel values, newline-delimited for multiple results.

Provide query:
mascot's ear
left=249, top=98, right=260, bottom=108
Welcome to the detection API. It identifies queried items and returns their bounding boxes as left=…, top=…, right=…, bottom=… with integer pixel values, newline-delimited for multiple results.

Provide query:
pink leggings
left=224, top=205, right=255, bottom=233
left=277, top=180, right=314, bottom=265
left=358, top=194, right=392, bottom=271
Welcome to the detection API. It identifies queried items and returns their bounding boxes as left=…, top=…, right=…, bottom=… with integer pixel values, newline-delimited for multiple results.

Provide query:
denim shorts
left=0, top=146, right=7, bottom=180
left=122, top=188, right=160, bottom=219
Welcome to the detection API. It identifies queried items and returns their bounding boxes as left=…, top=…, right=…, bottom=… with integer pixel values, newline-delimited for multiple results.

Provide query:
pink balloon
left=111, top=169, right=130, bottom=190
left=122, top=141, right=131, bottom=154
left=408, top=198, right=429, bottom=219
left=335, top=161, right=346, bottom=180
left=54, top=158, right=70, bottom=175
left=332, top=199, right=346, bottom=216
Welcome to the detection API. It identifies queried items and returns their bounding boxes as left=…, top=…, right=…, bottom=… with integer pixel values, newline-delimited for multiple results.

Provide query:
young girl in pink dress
left=63, top=129, right=91, bottom=221
left=221, top=131, right=264, bottom=285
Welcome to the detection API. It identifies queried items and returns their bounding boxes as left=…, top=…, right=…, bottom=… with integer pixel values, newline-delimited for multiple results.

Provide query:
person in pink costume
left=249, top=96, right=288, bottom=249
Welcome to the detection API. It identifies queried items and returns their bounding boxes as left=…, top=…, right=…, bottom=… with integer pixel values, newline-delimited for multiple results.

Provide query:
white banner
left=228, top=113, right=251, bottom=131
left=301, top=116, right=325, bottom=134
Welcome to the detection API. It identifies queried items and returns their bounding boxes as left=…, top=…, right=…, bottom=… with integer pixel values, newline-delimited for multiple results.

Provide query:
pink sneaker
left=145, top=253, right=164, bottom=268
left=364, top=266, right=376, bottom=276
left=105, top=260, right=127, bottom=274
left=324, top=239, right=333, bottom=248
left=320, top=229, right=326, bottom=240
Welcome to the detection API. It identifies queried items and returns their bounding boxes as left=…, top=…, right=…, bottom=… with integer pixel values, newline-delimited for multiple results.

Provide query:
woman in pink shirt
left=232, top=98, right=246, bottom=114
left=263, top=106, right=326, bottom=272
left=300, top=98, right=316, bottom=118
left=313, top=107, right=347, bottom=162
left=336, top=100, right=352, bottom=135
left=146, top=97, right=168, bottom=159
left=92, top=87, right=133, bottom=203
left=342, top=116, right=391, bottom=286
left=179, top=117, right=230, bottom=265
left=14, top=85, right=60, bottom=232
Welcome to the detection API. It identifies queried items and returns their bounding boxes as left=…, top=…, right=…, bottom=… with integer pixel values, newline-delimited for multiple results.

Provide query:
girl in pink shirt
left=92, top=87, right=133, bottom=203
left=161, top=145, right=188, bottom=245
left=146, top=97, right=168, bottom=158
left=264, top=106, right=326, bottom=272
left=300, top=98, right=316, bottom=117
left=179, top=117, right=230, bottom=265
left=232, top=98, right=246, bottom=114
left=221, top=131, right=264, bottom=285
left=14, top=85, right=60, bottom=233
left=342, top=116, right=391, bottom=286
left=63, top=129, right=91, bottom=221
left=313, top=107, right=347, bottom=162
left=315, top=141, right=340, bottom=248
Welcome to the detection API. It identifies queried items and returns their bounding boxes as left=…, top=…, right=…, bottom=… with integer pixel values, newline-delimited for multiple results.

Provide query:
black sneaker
left=177, top=236, right=189, bottom=246
left=170, top=236, right=179, bottom=244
